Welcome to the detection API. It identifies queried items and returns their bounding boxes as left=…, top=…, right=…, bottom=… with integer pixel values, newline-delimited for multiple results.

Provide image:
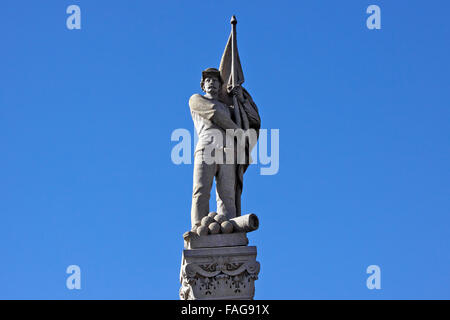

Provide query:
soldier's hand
left=232, top=86, right=245, bottom=103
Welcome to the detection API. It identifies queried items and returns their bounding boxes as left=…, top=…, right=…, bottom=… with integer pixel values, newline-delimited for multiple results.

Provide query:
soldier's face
left=204, top=77, right=220, bottom=94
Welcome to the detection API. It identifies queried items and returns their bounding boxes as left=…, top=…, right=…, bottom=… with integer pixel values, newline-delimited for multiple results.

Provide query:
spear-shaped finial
left=230, top=15, right=237, bottom=25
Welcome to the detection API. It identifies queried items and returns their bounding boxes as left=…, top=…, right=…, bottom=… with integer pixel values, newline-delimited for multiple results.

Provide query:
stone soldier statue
left=188, top=16, right=260, bottom=234
left=189, top=66, right=260, bottom=231
left=180, top=16, right=261, bottom=301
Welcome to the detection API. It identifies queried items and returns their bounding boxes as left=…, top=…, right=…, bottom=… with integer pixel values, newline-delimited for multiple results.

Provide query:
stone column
left=179, top=233, right=260, bottom=300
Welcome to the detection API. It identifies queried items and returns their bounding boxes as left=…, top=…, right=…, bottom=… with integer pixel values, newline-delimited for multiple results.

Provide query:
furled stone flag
left=218, top=15, right=261, bottom=217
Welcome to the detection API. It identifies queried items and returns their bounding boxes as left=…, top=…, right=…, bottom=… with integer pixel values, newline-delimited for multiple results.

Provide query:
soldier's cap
left=201, top=68, right=223, bottom=84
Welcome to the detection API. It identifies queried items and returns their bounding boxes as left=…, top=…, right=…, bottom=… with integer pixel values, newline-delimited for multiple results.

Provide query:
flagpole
left=231, top=15, right=238, bottom=88
left=230, top=15, right=242, bottom=128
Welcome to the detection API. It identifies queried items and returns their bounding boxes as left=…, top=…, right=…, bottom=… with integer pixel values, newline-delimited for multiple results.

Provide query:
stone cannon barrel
left=229, top=214, right=259, bottom=233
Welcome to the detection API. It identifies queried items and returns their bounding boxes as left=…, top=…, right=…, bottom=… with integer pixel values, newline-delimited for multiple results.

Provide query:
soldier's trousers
left=191, top=150, right=236, bottom=228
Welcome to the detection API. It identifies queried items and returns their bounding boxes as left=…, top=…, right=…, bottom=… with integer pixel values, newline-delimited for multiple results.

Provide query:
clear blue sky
left=1, top=0, right=449, bottom=299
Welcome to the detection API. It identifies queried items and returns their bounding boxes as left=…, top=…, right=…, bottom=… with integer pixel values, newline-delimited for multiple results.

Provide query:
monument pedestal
left=179, top=236, right=260, bottom=300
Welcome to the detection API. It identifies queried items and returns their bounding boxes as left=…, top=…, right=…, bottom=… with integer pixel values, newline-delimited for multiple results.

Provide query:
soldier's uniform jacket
left=189, top=93, right=260, bottom=156
left=189, top=94, right=238, bottom=155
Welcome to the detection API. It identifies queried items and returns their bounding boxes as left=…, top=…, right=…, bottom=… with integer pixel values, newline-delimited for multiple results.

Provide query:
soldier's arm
left=189, top=94, right=240, bottom=130
left=211, top=105, right=240, bottom=130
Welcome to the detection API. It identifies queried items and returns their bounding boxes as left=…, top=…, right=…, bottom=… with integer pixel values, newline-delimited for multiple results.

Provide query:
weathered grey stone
left=208, top=222, right=220, bottom=234
left=196, top=226, right=208, bottom=236
left=189, top=15, right=261, bottom=229
left=201, top=216, right=214, bottom=227
left=208, top=211, right=218, bottom=219
left=229, top=214, right=259, bottom=233
left=179, top=246, right=260, bottom=300
left=180, top=16, right=262, bottom=301
left=220, top=221, right=233, bottom=233
left=214, top=214, right=227, bottom=224
left=183, top=231, right=248, bottom=249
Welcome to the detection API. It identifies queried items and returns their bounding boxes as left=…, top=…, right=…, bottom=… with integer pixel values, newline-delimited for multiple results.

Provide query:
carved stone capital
left=179, top=246, right=260, bottom=300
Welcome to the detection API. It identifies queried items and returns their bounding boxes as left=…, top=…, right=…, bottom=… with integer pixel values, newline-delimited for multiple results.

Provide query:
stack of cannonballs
left=196, top=212, right=234, bottom=236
